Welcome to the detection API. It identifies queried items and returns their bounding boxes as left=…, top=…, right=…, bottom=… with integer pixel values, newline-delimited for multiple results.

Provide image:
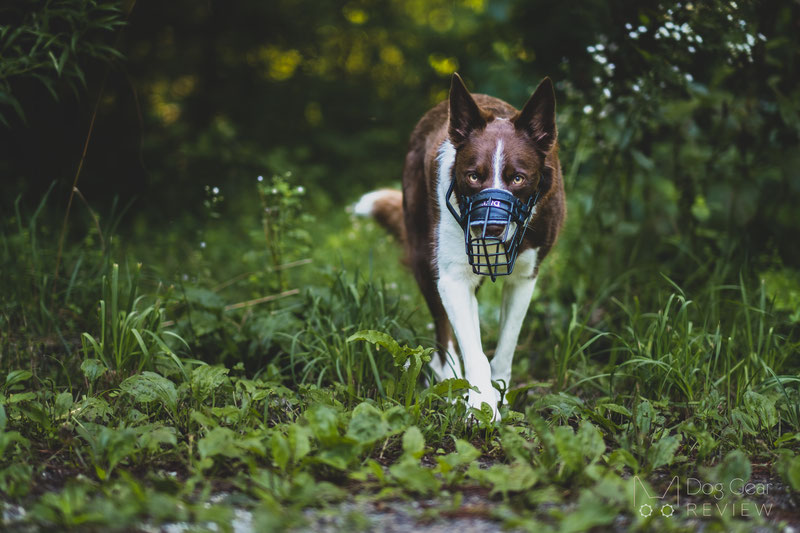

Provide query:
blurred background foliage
left=1, top=0, right=799, bottom=341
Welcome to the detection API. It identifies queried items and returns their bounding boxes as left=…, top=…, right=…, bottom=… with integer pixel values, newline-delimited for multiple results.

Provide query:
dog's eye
left=511, top=175, right=525, bottom=185
left=467, top=172, right=480, bottom=183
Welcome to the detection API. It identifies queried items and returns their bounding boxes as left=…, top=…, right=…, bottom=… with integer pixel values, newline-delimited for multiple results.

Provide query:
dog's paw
left=467, top=389, right=501, bottom=422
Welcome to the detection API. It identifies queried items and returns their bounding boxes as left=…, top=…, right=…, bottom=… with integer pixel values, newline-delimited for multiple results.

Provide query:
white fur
left=432, top=140, right=544, bottom=421
left=429, top=340, right=463, bottom=382
left=491, top=139, right=505, bottom=189
left=352, top=190, right=391, bottom=216
left=435, top=140, right=500, bottom=419
left=490, top=248, right=538, bottom=392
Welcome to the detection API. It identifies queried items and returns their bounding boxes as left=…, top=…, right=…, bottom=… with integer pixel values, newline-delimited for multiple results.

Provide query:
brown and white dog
left=354, top=73, right=565, bottom=420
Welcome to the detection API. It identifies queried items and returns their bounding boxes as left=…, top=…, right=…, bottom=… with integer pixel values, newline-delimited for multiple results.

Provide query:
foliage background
left=1, top=0, right=800, bottom=530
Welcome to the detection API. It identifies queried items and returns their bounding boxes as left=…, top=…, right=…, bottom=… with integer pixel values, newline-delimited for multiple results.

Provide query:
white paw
left=468, top=386, right=501, bottom=422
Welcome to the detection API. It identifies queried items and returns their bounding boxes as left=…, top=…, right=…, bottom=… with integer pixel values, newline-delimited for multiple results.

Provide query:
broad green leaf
left=477, top=462, right=539, bottom=497
left=402, top=426, right=425, bottom=459
left=608, top=449, right=640, bottom=473
left=743, top=390, right=778, bottom=428
left=270, top=432, right=291, bottom=471
left=702, top=449, right=751, bottom=489
left=4, top=370, right=32, bottom=390
left=389, top=458, right=439, bottom=495
left=54, top=391, right=73, bottom=418
left=647, top=434, right=681, bottom=470
left=119, top=372, right=177, bottom=415
left=437, top=439, right=480, bottom=476
left=7, top=392, right=36, bottom=404
left=288, top=423, right=312, bottom=462
left=346, top=402, right=388, bottom=445
left=426, top=378, right=471, bottom=398
left=559, top=489, right=619, bottom=532
left=786, top=455, right=800, bottom=491
left=198, top=427, right=239, bottom=460
left=138, top=426, right=177, bottom=452
left=577, top=420, right=606, bottom=462
left=191, top=365, right=230, bottom=403
left=599, top=403, right=632, bottom=417
left=305, top=404, right=340, bottom=444
left=80, top=359, right=107, bottom=384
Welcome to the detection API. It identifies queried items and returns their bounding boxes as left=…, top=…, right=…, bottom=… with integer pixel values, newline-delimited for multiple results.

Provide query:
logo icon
left=633, top=476, right=679, bottom=520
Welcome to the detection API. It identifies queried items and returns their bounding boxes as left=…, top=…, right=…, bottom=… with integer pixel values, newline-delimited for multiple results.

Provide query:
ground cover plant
left=2, top=0, right=800, bottom=531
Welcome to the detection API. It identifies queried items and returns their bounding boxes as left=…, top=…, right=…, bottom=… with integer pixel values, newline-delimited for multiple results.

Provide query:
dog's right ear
left=449, top=73, right=486, bottom=146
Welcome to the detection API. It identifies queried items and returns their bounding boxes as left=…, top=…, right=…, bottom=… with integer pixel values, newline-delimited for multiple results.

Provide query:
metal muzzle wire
left=446, top=179, right=539, bottom=281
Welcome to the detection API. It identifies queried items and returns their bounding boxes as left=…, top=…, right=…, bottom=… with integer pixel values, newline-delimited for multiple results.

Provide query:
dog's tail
left=352, top=189, right=406, bottom=246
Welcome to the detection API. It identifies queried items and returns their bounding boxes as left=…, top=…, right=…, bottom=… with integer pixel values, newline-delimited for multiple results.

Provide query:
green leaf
left=138, top=426, right=177, bottom=452
left=437, top=439, right=480, bottom=476
left=402, top=426, right=425, bottom=459
left=477, top=462, right=539, bottom=497
left=702, top=450, right=751, bottom=489
left=119, top=372, right=177, bottom=415
left=54, top=391, right=73, bottom=418
left=346, top=402, right=388, bottom=445
left=80, top=359, right=107, bottom=384
left=183, top=287, right=226, bottom=310
left=191, top=365, right=230, bottom=403
left=426, top=378, right=471, bottom=398
left=389, top=458, right=439, bottom=495
left=198, top=427, right=239, bottom=460
left=288, top=423, right=312, bottom=463
left=608, top=449, right=640, bottom=473
left=743, top=390, right=778, bottom=428
left=559, top=489, right=619, bottom=532
left=4, top=370, right=32, bottom=390
left=647, top=434, right=681, bottom=470
left=270, top=432, right=291, bottom=471
left=305, top=404, right=340, bottom=445
left=786, top=455, right=800, bottom=491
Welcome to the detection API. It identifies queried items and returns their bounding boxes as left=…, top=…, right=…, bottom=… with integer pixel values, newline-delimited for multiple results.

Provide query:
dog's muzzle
left=446, top=180, right=539, bottom=281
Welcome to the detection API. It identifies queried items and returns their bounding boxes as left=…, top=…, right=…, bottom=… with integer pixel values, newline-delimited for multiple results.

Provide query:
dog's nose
left=484, top=224, right=507, bottom=237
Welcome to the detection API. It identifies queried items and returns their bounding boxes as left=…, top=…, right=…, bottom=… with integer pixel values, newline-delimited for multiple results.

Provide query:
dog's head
left=448, top=72, right=557, bottom=207
left=445, top=73, right=557, bottom=280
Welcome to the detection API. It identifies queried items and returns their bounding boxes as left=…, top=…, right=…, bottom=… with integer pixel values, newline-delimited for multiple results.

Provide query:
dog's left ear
left=514, top=77, right=557, bottom=153
left=449, top=73, right=486, bottom=146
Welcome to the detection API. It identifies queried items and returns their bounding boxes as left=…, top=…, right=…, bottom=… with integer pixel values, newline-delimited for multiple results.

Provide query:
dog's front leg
left=437, top=271, right=499, bottom=420
left=491, top=276, right=537, bottom=396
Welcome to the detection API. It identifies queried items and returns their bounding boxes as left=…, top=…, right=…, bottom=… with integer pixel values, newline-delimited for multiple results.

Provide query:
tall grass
left=279, top=272, right=420, bottom=400
left=560, top=276, right=800, bottom=432
left=80, top=263, right=188, bottom=381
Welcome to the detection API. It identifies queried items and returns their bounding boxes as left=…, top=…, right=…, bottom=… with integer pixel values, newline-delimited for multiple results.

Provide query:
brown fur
left=369, top=75, right=566, bottom=358
left=369, top=189, right=406, bottom=246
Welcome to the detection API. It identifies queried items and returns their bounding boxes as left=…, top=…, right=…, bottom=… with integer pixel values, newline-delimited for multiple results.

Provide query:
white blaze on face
left=491, top=139, right=505, bottom=189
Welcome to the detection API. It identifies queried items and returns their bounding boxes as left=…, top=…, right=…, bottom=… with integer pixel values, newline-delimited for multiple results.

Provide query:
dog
left=354, top=73, right=565, bottom=420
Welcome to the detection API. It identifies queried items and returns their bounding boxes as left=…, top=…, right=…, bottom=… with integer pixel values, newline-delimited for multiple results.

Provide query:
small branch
left=73, top=187, right=105, bottom=252
left=224, top=289, right=300, bottom=311
left=161, top=288, right=301, bottom=327
left=270, top=258, right=313, bottom=272
left=211, top=259, right=312, bottom=292
left=52, top=71, right=107, bottom=298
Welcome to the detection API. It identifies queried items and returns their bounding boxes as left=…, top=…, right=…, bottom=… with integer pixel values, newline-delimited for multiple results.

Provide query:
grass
left=0, top=181, right=799, bottom=532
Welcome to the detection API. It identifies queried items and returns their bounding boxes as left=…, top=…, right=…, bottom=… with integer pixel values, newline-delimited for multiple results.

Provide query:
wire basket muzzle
left=461, top=188, right=532, bottom=281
